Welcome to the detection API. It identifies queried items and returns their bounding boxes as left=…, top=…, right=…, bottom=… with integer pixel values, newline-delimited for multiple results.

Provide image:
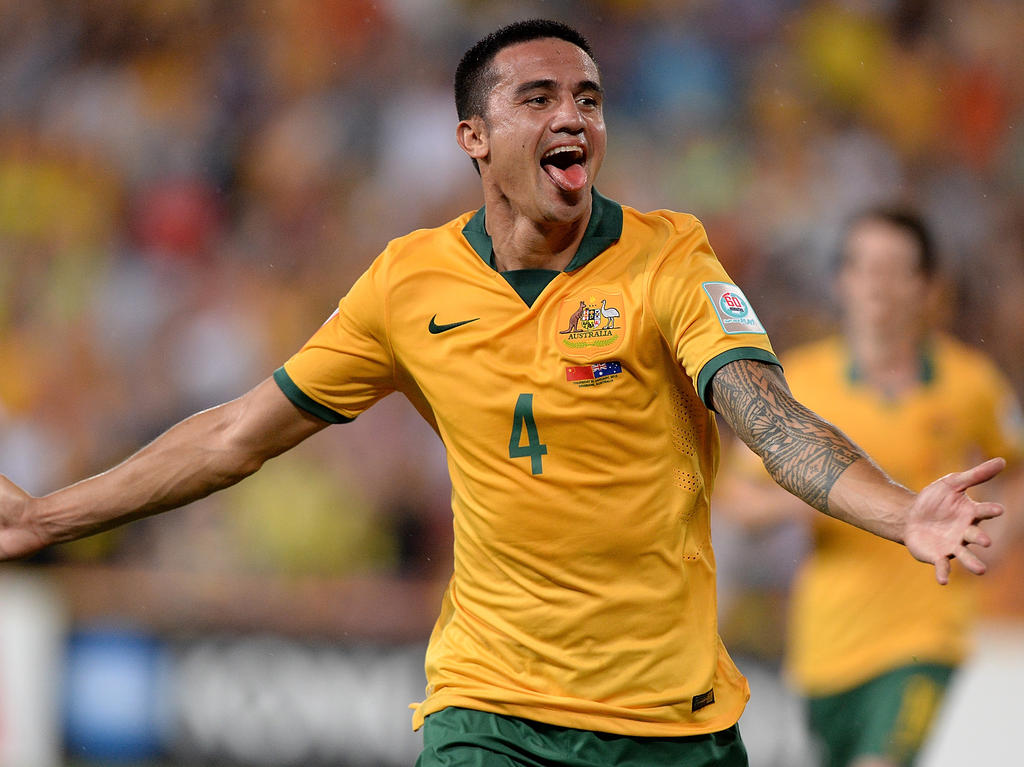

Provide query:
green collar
left=461, top=188, right=623, bottom=273
left=846, top=343, right=936, bottom=386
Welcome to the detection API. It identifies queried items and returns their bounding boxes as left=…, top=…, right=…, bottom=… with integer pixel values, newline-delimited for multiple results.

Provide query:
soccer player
left=0, top=21, right=1008, bottom=767
left=717, top=206, right=1024, bottom=767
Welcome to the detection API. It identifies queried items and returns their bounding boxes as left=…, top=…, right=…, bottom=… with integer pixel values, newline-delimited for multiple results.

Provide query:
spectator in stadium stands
left=0, top=20, right=1011, bottom=767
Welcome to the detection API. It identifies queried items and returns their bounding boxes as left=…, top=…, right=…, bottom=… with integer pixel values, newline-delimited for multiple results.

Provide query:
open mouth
left=541, top=145, right=588, bottom=193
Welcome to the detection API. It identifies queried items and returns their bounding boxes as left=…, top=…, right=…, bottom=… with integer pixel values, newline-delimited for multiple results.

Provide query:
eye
left=528, top=95, right=549, bottom=106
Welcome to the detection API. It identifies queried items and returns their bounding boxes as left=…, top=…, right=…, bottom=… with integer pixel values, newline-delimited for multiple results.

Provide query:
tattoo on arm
left=711, top=359, right=864, bottom=512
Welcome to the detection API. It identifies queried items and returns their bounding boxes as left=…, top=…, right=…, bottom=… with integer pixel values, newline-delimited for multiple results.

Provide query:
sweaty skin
left=456, top=38, right=606, bottom=272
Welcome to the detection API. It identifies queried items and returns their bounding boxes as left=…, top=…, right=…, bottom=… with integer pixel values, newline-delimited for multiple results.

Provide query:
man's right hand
left=0, top=475, right=47, bottom=560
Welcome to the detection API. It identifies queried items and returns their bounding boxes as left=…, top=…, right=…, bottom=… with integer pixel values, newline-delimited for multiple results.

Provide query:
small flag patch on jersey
left=566, top=360, right=622, bottom=382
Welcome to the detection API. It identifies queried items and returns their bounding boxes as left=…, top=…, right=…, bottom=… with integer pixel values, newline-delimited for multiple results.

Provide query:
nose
left=550, top=96, right=585, bottom=134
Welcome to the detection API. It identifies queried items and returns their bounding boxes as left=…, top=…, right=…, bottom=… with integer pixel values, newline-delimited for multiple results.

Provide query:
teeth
left=543, top=146, right=584, bottom=161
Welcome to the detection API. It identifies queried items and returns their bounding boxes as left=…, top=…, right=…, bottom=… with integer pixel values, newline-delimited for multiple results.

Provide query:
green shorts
left=807, top=662, right=955, bottom=767
left=416, top=706, right=748, bottom=767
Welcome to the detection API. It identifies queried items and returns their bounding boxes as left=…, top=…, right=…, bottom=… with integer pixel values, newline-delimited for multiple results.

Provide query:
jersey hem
left=411, top=694, right=747, bottom=737
left=790, top=647, right=966, bottom=697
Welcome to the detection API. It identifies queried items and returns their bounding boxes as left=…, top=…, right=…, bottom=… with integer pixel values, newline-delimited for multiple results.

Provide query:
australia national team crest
left=557, top=290, right=625, bottom=359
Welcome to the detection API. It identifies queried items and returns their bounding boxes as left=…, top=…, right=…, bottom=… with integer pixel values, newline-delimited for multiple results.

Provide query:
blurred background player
left=717, top=205, right=1024, bottom=767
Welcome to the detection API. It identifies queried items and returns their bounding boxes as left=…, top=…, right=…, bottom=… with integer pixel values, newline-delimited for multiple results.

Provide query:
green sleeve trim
left=273, top=367, right=354, bottom=424
left=696, top=348, right=781, bottom=411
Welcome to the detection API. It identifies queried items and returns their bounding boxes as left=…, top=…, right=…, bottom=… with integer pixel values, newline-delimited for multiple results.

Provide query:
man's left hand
left=904, top=457, right=1006, bottom=584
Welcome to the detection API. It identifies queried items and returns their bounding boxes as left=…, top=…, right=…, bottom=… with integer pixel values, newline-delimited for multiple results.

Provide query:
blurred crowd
left=1, top=0, right=1021, bottom=605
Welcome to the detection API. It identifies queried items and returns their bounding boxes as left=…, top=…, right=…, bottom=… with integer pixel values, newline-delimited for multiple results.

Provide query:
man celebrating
left=0, top=20, right=1005, bottom=767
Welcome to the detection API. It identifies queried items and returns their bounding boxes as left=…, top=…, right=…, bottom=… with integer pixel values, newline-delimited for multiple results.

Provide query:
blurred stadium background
left=0, top=0, right=1021, bottom=764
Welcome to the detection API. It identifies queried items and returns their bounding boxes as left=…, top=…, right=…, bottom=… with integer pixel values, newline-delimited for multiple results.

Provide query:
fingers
left=933, top=546, right=987, bottom=584
left=945, top=456, right=1006, bottom=492
left=933, top=531, right=993, bottom=584
left=962, top=525, right=992, bottom=548
left=971, top=500, right=1005, bottom=522
left=953, top=544, right=988, bottom=576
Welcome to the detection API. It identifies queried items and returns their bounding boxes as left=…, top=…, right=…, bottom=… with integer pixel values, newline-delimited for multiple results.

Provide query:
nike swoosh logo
left=428, top=314, right=480, bottom=334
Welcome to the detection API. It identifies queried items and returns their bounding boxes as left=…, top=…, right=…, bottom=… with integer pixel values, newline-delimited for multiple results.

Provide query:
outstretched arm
left=710, top=358, right=1005, bottom=584
left=714, top=443, right=815, bottom=529
left=0, top=377, right=329, bottom=560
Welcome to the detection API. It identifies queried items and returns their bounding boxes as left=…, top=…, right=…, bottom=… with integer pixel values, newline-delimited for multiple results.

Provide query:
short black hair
left=839, top=204, right=938, bottom=277
left=454, top=19, right=597, bottom=122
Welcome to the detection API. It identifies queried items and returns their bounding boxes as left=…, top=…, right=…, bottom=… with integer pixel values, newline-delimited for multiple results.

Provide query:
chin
left=540, top=204, right=586, bottom=225
left=541, top=186, right=590, bottom=219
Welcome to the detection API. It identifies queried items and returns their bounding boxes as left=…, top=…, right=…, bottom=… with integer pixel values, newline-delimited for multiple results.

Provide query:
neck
left=847, top=326, right=925, bottom=395
left=482, top=188, right=592, bottom=272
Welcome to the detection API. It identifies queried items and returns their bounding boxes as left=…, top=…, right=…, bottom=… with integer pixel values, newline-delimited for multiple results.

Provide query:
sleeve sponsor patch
left=702, top=282, right=766, bottom=335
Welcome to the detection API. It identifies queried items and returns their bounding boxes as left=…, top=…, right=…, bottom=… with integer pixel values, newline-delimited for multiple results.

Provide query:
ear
left=456, top=116, right=489, bottom=164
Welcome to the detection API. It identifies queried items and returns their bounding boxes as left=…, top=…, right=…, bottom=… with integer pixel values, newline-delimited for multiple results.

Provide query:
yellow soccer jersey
left=780, top=335, right=1024, bottom=696
left=275, top=190, right=779, bottom=736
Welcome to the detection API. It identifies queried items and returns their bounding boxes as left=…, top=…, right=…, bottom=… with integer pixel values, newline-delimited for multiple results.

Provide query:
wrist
left=826, top=459, right=915, bottom=543
left=31, top=493, right=67, bottom=548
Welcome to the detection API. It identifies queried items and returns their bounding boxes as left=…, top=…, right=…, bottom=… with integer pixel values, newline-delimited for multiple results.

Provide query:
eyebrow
left=513, top=78, right=604, bottom=97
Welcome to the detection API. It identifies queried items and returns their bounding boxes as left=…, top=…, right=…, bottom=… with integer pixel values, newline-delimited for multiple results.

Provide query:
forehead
left=490, top=37, right=600, bottom=89
left=844, top=219, right=922, bottom=270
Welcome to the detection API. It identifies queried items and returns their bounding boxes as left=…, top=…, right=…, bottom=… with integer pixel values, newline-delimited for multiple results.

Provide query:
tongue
left=546, top=163, right=588, bottom=193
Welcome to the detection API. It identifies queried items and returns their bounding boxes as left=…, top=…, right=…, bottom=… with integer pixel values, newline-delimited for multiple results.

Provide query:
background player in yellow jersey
left=718, top=206, right=1024, bottom=767
left=0, top=20, right=1011, bottom=767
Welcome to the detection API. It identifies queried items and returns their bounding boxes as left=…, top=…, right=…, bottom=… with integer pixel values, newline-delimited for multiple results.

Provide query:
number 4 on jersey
left=509, top=393, right=547, bottom=475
